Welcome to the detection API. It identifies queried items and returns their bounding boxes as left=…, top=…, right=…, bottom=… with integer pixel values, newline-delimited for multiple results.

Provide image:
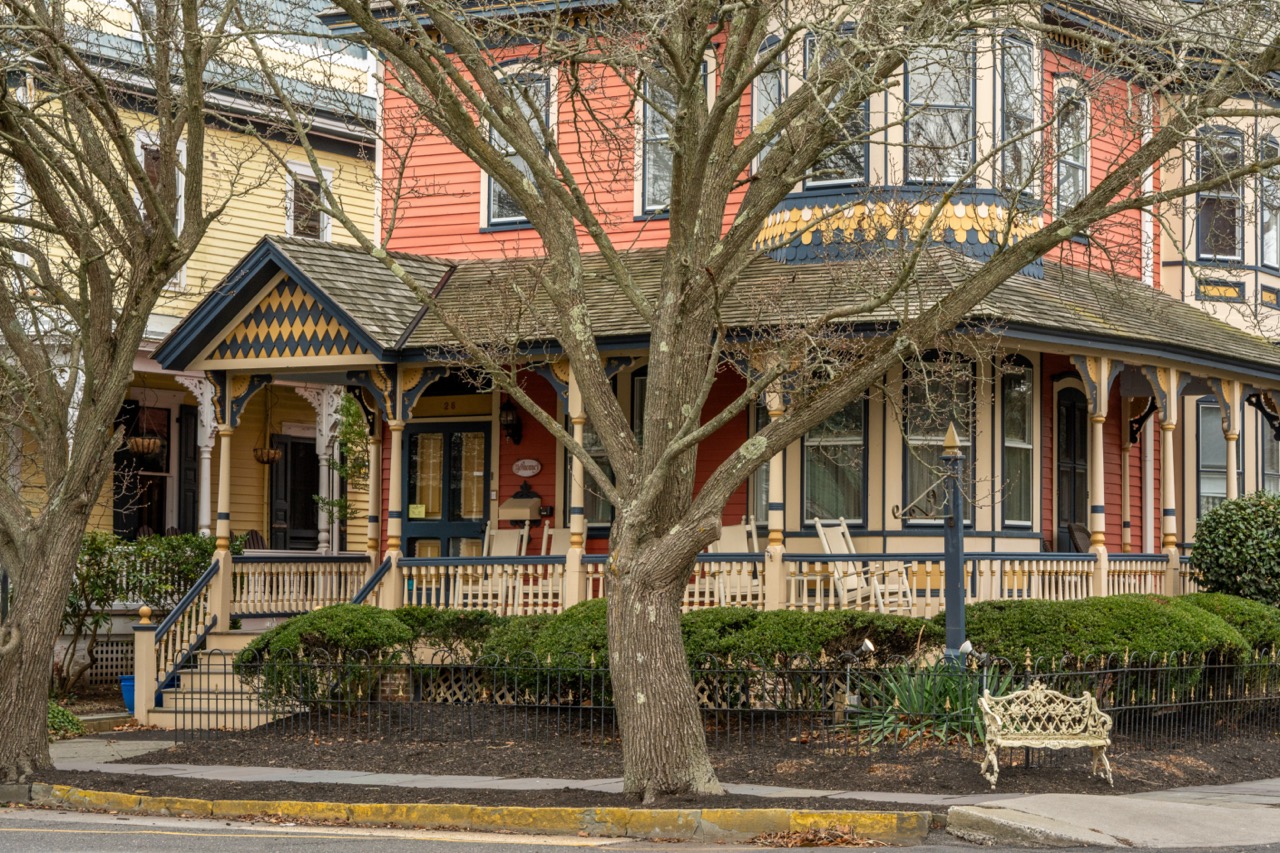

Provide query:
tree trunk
left=0, top=522, right=86, bottom=783
left=607, top=546, right=724, bottom=803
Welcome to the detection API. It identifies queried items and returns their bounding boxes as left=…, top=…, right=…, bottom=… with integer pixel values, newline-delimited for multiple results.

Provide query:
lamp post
left=941, top=422, right=967, bottom=663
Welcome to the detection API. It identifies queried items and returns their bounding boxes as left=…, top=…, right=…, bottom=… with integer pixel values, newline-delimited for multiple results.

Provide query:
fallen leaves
left=752, top=827, right=888, bottom=847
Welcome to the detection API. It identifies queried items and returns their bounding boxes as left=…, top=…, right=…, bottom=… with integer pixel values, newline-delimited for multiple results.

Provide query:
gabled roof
left=153, top=237, right=1280, bottom=385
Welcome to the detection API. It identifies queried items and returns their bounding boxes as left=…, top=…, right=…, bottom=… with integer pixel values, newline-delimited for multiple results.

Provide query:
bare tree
left=261, top=0, right=1280, bottom=799
left=0, top=0, right=304, bottom=780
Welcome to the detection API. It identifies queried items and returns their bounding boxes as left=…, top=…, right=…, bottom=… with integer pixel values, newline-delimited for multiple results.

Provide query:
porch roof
left=154, top=236, right=1280, bottom=384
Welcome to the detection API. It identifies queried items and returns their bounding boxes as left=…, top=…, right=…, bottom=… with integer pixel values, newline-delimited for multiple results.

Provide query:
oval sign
left=512, top=458, right=542, bottom=478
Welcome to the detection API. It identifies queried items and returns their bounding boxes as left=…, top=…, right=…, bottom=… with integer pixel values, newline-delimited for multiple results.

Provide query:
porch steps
left=145, top=643, right=283, bottom=731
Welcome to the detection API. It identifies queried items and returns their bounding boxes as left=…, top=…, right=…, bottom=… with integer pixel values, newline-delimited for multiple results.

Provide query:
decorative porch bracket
left=1127, top=398, right=1158, bottom=446
left=1245, top=391, right=1280, bottom=440
left=205, top=371, right=272, bottom=430
left=175, top=375, right=218, bottom=537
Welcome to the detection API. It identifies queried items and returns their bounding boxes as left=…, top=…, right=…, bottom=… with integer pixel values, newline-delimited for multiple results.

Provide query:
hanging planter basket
left=127, top=436, right=163, bottom=456
left=253, top=447, right=283, bottom=465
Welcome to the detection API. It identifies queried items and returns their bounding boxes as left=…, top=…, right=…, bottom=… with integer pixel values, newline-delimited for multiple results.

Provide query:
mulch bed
left=41, top=700, right=1280, bottom=810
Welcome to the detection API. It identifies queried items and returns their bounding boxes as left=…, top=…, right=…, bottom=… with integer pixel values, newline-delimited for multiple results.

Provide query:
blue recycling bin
left=119, top=675, right=135, bottom=715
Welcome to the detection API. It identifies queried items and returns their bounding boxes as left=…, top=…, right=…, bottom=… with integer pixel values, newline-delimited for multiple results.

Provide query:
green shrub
left=480, top=612, right=554, bottom=662
left=723, top=609, right=941, bottom=662
left=1180, top=593, right=1280, bottom=651
left=1192, top=492, right=1280, bottom=606
left=681, top=608, right=760, bottom=659
left=235, top=605, right=413, bottom=710
left=392, top=606, right=501, bottom=659
left=953, top=594, right=1250, bottom=664
left=238, top=604, right=413, bottom=664
left=47, top=702, right=85, bottom=741
left=533, top=599, right=609, bottom=664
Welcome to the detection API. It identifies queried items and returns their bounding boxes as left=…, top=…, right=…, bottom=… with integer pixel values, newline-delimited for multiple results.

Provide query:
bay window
left=1262, top=137, right=1279, bottom=269
left=1001, top=358, right=1034, bottom=526
left=1001, top=36, right=1037, bottom=192
left=904, top=357, right=974, bottom=522
left=753, top=37, right=785, bottom=164
left=1055, top=84, right=1088, bottom=213
left=906, top=39, right=975, bottom=183
left=804, top=30, right=869, bottom=186
left=1197, top=130, right=1244, bottom=261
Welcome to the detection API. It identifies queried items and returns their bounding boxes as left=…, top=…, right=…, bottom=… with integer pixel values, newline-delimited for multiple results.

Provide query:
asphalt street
left=5, top=810, right=1280, bottom=853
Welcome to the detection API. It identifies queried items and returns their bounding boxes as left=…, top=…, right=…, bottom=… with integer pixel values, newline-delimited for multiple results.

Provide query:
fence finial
left=1024, top=648, right=1032, bottom=672
left=138, top=605, right=152, bottom=626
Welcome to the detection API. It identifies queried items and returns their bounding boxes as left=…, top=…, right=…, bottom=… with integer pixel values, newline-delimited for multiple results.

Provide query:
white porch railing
left=398, top=556, right=566, bottom=615
left=1180, top=556, right=1204, bottom=593
left=1108, top=554, right=1171, bottom=595
left=231, top=554, right=371, bottom=616
left=580, top=553, right=767, bottom=612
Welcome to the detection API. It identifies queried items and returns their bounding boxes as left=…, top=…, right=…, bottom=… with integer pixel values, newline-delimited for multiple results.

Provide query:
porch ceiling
left=154, top=235, right=1280, bottom=386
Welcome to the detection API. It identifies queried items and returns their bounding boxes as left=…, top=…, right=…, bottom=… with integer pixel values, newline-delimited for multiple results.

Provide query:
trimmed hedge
left=392, top=606, right=500, bottom=659
left=1179, top=593, right=1280, bottom=651
left=1192, top=492, right=1280, bottom=606
left=951, top=594, right=1251, bottom=663
left=237, top=603, right=413, bottom=665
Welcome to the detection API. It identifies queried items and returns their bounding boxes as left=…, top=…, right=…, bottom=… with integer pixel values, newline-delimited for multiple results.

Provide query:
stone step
left=145, top=706, right=282, bottom=732
left=158, top=690, right=269, bottom=714
left=202, top=631, right=261, bottom=654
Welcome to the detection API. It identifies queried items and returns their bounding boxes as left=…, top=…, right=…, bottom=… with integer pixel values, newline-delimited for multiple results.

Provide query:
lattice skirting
left=55, top=635, right=134, bottom=690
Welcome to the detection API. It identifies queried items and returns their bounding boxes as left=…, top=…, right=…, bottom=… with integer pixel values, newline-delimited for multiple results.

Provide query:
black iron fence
left=170, top=648, right=1280, bottom=757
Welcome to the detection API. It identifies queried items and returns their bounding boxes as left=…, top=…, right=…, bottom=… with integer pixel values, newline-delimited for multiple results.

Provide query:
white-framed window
left=1197, top=130, right=1244, bottom=261
left=641, top=76, right=675, bottom=213
left=904, top=356, right=974, bottom=523
left=1262, top=136, right=1279, bottom=269
left=1001, top=357, right=1034, bottom=526
left=1054, top=81, right=1088, bottom=213
left=286, top=162, right=332, bottom=240
left=1000, top=35, right=1038, bottom=192
left=905, top=39, right=975, bottom=183
left=752, top=37, right=785, bottom=167
left=134, top=129, right=186, bottom=289
left=486, top=71, right=551, bottom=227
left=804, top=400, right=865, bottom=523
left=804, top=30, right=869, bottom=186
left=1198, top=401, right=1228, bottom=517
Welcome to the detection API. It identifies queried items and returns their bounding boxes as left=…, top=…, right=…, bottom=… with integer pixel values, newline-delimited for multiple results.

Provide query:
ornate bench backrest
left=980, top=680, right=1112, bottom=739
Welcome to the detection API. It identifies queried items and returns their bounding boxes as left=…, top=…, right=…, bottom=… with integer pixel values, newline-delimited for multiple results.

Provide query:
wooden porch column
left=366, top=414, right=382, bottom=562
left=1209, top=379, right=1243, bottom=502
left=1145, top=366, right=1184, bottom=592
left=1120, top=401, right=1132, bottom=553
left=563, top=366, right=588, bottom=607
left=383, top=418, right=406, bottom=609
left=763, top=388, right=788, bottom=611
left=209, top=424, right=235, bottom=625
left=1070, top=356, right=1117, bottom=596
left=176, top=376, right=217, bottom=537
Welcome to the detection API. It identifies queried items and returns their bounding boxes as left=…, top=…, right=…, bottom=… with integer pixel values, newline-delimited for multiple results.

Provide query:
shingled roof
left=154, top=236, right=1280, bottom=384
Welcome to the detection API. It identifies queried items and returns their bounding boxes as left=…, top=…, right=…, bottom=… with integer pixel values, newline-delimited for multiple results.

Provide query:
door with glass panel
left=1056, top=388, right=1089, bottom=551
left=403, top=423, right=490, bottom=558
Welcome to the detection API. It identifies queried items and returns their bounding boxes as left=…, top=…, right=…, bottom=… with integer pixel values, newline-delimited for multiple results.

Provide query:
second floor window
left=642, top=77, right=675, bottom=213
left=1197, top=131, right=1244, bottom=261
left=1001, top=37, right=1037, bottom=192
left=287, top=169, right=328, bottom=240
left=488, top=72, right=550, bottom=226
left=805, top=31, right=869, bottom=186
left=752, top=38, right=785, bottom=166
left=1263, top=137, right=1279, bottom=269
left=906, top=40, right=975, bottom=183
left=1055, top=84, right=1088, bottom=213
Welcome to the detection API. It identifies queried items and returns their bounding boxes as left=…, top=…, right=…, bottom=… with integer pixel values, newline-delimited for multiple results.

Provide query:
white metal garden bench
left=978, top=680, right=1114, bottom=789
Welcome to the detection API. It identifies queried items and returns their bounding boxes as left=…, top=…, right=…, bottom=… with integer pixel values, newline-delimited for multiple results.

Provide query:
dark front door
left=1056, top=387, right=1089, bottom=551
left=403, top=423, right=490, bottom=557
left=270, top=435, right=320, bottom=550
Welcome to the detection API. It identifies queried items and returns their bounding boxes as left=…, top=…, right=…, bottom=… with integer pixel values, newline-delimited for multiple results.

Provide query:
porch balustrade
left=1107, top=554, right=1172, bottom=595
left=398, top=556, right=567, bottom=615
left=231, top=554, right=371, bottom=616
left=579, top=553, right=768, bottom=612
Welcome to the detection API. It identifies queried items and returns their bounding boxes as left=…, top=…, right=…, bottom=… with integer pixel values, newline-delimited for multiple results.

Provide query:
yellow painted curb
left=38, top=785, right=932, bottom=844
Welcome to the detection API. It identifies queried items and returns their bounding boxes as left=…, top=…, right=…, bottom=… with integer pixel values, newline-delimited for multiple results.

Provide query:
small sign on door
left=408, top=504, right=427, bottom=519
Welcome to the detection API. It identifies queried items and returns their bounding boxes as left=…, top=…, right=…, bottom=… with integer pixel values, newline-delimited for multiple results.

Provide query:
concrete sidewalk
left=48, top=737, right=1280, bottom=847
